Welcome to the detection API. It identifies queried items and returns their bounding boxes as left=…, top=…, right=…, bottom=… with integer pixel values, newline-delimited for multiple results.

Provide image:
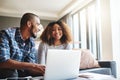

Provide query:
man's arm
left=0, top=59, right=45, bottom=75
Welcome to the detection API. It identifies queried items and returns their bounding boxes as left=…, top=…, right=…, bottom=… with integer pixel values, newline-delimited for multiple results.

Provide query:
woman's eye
left=58, top=28, right=62, bottom=30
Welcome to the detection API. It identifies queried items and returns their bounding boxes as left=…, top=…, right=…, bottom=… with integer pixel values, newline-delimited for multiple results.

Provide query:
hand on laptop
left=29, top=64, right=45, bottom=76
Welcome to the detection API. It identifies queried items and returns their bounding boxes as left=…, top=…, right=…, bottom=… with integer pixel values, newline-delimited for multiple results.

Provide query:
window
left=72, top=13, right=80, bottom=48
left=79, top=9, right=87, bottom=49
left=69, top=1, right=100, bottom=59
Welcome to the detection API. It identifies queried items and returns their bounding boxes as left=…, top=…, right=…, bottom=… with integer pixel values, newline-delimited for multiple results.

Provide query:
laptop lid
left=44, top=49, right=81, bottom=80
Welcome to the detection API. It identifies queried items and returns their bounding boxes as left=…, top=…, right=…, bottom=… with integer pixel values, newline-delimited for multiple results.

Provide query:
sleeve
left=65, top=43, right=72, bottom=50
left=0, top=31, right=10, bottom=62
left=24, top=41, right=36, bottom=63
left=25, top=47, right=36, bottom=63
left=37, top=42, right=47, bottom=65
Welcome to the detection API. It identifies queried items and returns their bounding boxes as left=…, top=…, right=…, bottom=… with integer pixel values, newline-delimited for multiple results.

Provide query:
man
left=0, top=13, right=45, bottom=79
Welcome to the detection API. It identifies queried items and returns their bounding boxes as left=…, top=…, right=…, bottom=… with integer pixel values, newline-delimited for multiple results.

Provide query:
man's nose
left=38, top=28, right=41, bottom=32
left=38, top=24, right=43, bottom=32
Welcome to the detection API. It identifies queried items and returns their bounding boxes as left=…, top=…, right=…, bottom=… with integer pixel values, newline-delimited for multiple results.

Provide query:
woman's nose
left=55, top=29, right=59, bottom=33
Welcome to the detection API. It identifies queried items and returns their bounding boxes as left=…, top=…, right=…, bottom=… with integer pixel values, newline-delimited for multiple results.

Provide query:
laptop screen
left=44, top=49, right=81, bottom=80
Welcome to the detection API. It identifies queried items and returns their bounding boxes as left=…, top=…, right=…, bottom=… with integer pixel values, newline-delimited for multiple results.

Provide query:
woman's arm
left=38, top=42, right=47, bottom=65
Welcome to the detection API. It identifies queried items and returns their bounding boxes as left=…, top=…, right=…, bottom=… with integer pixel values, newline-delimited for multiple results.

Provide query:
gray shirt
left=37, top=42, right=72, bottom=65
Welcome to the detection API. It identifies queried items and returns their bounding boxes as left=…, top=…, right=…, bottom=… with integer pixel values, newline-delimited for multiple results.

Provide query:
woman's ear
left=27, top=21, right=32, bottom=27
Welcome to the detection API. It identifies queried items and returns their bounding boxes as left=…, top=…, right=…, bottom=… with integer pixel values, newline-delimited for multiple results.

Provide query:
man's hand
left=30, top=64, right=45, bottom=75
left=0, top=59, right=45, bottom=76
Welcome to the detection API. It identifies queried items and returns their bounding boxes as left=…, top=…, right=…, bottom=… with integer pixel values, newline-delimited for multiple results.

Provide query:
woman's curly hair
left=40, top=21, right=72, bottom=45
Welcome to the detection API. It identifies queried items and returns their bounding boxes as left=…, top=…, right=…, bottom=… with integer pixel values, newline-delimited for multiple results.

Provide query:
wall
left=0, top=16, right=20, bottom=30
left=0, top=16, right=52, bottom=30
left=97, top=0, right=120, bottom=78
left=97, top=0, right=113, bottom=60
left=110, top=0, right=120, bottom=79
left=98, top=0, right=120, bottom=78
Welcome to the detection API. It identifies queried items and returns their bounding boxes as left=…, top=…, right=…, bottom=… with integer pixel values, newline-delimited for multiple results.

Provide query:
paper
left=79, top=72, right=116, bottom=80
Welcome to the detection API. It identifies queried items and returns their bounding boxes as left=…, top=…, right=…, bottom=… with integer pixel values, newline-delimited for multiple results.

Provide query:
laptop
left=44, top=49, right=81, bottom=80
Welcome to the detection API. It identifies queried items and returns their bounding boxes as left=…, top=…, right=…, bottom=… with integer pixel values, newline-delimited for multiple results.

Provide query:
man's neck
left=20, top=27, right=30, bottom=40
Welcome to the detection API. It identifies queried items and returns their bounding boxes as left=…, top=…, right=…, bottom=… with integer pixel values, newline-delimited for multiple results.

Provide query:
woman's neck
left=54, top=40, right=61, bottom=46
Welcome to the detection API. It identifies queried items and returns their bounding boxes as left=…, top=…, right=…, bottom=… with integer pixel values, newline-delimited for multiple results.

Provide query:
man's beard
left=30, top=25, right=37, bottom=38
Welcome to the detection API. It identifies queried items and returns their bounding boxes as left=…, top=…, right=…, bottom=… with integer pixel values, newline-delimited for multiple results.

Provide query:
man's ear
left=27, top=21, right=31, bottom=27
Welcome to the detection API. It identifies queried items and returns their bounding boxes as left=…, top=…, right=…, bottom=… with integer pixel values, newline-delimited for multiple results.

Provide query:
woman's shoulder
left=39, top=41, right=49, bottom=46
left=63, top=43, right=72, bottom=49
left=38, top=42, right=48, bottom=50
left=63, top=43, right=71, bottom=46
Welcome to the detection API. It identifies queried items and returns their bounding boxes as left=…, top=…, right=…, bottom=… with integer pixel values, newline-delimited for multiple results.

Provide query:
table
left=31, top=73, right=117, bottom=80
left=5, top=73, right=117, bottom=80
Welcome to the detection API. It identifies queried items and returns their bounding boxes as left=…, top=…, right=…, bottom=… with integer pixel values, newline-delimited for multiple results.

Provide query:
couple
left=0, top=13, right=72, bottom=79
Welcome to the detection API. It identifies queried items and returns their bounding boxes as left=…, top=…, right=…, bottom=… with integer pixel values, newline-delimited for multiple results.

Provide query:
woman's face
left=52, top=24, right=63, bottom=41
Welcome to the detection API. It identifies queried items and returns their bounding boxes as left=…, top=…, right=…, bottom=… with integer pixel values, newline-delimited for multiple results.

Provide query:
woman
left=38, top=21, right=72, bottom=64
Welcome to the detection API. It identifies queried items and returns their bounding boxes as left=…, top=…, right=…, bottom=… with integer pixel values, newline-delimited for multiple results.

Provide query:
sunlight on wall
left=110, top=0, right=120, bottom=79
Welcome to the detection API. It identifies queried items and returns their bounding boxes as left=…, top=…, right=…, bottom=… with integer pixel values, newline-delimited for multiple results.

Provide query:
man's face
left=30, top=17, right=41, bottom=38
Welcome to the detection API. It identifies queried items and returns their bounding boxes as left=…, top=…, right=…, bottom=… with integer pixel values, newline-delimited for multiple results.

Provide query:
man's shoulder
left=0, top=27, right=18, bottom=32
left=0, top=27, right=19, bottom=37
left=5, top=27, right=19, bottom=32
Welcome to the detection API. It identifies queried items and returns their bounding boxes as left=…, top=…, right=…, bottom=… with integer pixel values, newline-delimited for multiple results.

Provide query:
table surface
left=5, top=73, right=117, bottom=80
left=31, top=73, right=117, bottom=80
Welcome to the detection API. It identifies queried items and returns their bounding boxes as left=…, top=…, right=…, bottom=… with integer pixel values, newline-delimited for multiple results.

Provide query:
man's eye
left=37, top=23, right=40, bottom=26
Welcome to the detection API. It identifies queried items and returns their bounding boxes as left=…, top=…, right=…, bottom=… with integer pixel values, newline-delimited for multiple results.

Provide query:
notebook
left=44, top=49, right=81, bottom=80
